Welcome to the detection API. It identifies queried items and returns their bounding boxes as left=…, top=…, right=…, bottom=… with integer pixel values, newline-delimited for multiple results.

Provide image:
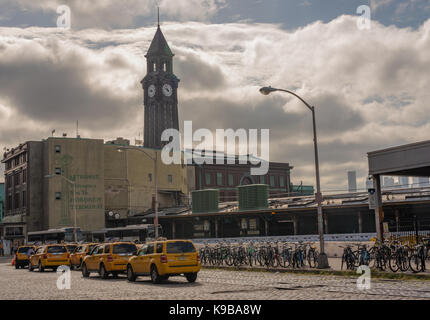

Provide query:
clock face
left=162, top=84, right=173, bottom=97
left=148, top=84, right=156, bottom=98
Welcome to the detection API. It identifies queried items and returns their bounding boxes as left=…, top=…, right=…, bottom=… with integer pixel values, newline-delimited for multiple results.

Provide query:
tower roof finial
left=157, top=6, right=160, bottom=27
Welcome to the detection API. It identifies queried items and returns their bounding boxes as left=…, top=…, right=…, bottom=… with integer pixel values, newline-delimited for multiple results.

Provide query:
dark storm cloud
left=0, top=42, right=139, bottom=130
left=180, top=92, right=364, bottom=139
left=175, top=51, right=226, bottom=91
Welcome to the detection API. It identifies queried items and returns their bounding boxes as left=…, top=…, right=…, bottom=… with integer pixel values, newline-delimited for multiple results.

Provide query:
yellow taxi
left=126, top=240, right=200, bottom=284
left=29, top=244, right=70, bottom=272
left=65, top=243, right=78, bottom=254
left=69, top=243, right=98, bottom=270
left=81, top=242, right=137, bottom=279
left=15, top=245, right=37, bottom=269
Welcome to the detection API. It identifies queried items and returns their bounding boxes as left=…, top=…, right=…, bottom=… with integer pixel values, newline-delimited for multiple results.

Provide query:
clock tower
left=141, top=24, right=180, bottom=149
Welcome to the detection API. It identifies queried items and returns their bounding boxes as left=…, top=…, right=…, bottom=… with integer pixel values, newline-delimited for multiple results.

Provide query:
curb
left=201, top=265, right=430, bottom=280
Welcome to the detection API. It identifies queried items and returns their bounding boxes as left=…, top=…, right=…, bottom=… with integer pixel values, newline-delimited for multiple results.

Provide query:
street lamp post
left=260, top=86, right=329, bottom=269
left=45, top=174, right=77, bottom=242
left=118, top=147, right=159, bottom=240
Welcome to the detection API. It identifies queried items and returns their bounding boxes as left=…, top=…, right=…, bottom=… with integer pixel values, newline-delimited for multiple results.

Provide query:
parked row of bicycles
left=340, top=238, right=430, bottom=273
left=198, top=238, right=430, bottom=273
left=198, top=240, right=320, bottom=269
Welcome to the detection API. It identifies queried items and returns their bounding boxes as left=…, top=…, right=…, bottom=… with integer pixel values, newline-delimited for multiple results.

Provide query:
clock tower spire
left=141, top=20, right=180, bottom=149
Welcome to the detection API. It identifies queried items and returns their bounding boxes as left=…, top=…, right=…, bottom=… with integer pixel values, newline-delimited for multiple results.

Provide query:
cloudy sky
left=0, top=0, right=430, bottom=192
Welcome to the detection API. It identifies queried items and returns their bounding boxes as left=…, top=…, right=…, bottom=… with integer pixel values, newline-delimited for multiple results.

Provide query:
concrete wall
left=44, top=138, right=105, bottom=232
left=104, top=145, right=188, bottom=216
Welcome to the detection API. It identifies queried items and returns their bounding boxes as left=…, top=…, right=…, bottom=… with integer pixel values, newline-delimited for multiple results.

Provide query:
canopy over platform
left=368, top=140, right=430, bottom=177
left=367, top=140, right=430, bottom=241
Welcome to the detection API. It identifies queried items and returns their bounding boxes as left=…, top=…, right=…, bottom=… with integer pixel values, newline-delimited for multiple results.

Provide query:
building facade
left=104, top=139, right=188, bottom=228
left=1, top=142, right=43, bottom=243
left=1, top=136, right=189, bottom=239
left=1, top=138, right=105, bottom=240
left=186, top=151, right=293, bottom=202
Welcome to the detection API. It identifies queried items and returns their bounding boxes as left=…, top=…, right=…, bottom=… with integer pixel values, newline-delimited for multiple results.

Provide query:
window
left=217, top=173, right=223, bottom=186
left=153, top=63, right=157, bottom=72
left=55, top=145, right=61, bottom=153
left=205, top=173, right=211, bottom=185
left=112, top=244, right=137, bottom=254
left=22, top=169, right=26, bottom=183
left=260, top=176, right=265, bottom=184
left=14, top=192, right=20, bottom=209
left=270, top=176, right=275, bottom=187
left=156, top=243, right=163, bottom=254
left=14, top=157, right=19, bottom=166
left=146, top=243, right=154, bottom=254
left=166, top=241, right=196, bottom=254
left=104, top=245, right=111, bottom=254
left=55, top=192, right=62, bottom=200
left=55, top=168, right=62, bottom=175
left=249, top=218, right=257, bottom=230
left=139, top=246, right=147, bottom=256
left=168, top=175, right=173, bottom=183
left=14, top=173, right=20, bottom=185
left=280, top=176, right=285, bottom=188
left=228, top=174, right=234, bottom=186
left=47, top=246, right=67, bottom=254
left=7, top=195, right=12, bottom=210
left=22, top=191, right=26, bottom=207
left=148, top=173, right=152, bottom=182
left=163, top=62, right=167, bottom=72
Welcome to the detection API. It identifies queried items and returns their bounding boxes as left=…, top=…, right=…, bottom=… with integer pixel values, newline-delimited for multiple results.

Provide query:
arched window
left=163, top=62, right=167, bottom=72
left=153, top=63, right=157, bottom=72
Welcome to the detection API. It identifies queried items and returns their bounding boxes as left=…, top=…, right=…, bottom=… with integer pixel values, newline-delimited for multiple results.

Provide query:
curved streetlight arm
left=274, top=88, right=314, bottom=112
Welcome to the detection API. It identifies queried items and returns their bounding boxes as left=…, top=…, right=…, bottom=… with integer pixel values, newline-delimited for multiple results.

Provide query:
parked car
left=29, top=244, right=70, bottom=272
left=69, top=243, right=99, bottom=270
left=15, top=246, right=37, bottom=269
left=126, top=240, right=200, bottom=284
left=81, top=242, right=137, bottom=279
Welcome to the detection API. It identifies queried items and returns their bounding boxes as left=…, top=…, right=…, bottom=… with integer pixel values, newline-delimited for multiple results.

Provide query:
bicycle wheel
left=409, top=254, right=423, bottom=273
left=389, top=254, right=399, bottom=272
left=308, top=251, right=317, bottom=268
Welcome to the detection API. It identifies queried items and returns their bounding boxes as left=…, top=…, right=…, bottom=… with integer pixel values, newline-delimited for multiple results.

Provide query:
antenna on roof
left=157, top=5, right=160, bottom=27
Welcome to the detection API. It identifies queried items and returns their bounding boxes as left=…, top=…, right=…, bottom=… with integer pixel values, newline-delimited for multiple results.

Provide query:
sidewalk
left=0, top=256, right=13, bottom=264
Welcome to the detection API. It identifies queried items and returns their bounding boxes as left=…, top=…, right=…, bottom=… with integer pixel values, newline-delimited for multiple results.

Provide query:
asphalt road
left=1, top=261, right=430, bottom=300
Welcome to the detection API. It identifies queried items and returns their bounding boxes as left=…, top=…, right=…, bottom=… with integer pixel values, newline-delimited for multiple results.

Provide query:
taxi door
left=142, top=243, right=155, bottom=274
left=86, top=245, right=103, bottom=271
left=133, top=245, right=147, bottom=274
left=30, top=247, right=44, bottom=267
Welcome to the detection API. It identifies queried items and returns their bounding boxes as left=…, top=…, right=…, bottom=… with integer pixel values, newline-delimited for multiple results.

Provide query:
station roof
left=368, top=140, right=430, bottom=176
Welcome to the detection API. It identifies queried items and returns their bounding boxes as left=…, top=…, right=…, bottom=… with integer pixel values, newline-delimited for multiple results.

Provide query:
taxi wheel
left=99, top=264, right=108, bottom=279
left=29, top=263, right=33, bottom=272
left=185, top=273, right=198, bottom=283
left=15, top=263, right=19, bottom=269
left=127, top=265, right=136, bottom=282
left=38, top=261, right=44, bottom=272
left=82, top=263, right=90, bottom=278
left=150, top=265, right=161, bottom=284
